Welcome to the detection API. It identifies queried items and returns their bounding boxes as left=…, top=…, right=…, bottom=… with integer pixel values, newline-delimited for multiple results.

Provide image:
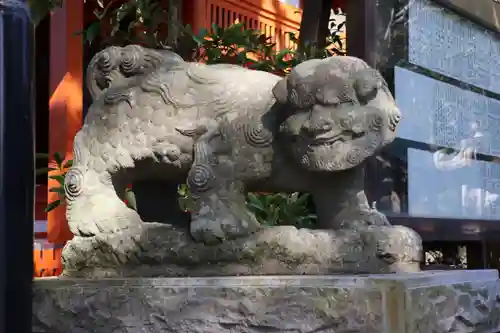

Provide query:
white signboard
left=408, top=0, right=500, bottom=95
left=395, top=66, right=500, bottom=157
left=408, top=148, right=500, bottom=220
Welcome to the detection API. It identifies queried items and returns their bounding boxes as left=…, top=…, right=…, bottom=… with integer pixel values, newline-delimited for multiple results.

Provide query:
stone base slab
left=60, top=224, right=422, bottom=277
left=33, top=270, right=500, bottom=333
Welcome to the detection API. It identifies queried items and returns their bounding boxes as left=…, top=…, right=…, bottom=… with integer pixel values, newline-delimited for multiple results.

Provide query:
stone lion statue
left=61, top=45, right=421, bottom=277
left=186, top=56, right=402, bottom=242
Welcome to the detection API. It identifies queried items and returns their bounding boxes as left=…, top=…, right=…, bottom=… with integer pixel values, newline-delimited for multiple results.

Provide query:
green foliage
left=177, top=184, right=195, bottom=212
left=36, top=152, right=69, bottom=212
left=28, top=0, right=62, bottom=26
left=29, top=1, right=344, bottom=70
left=84, top=0, right=172, bottom=47
left=177, top=24, right=342, bottom=75
left=246, top=192, right=316, bottom=228
left=180, top=23, right=296, bottom=71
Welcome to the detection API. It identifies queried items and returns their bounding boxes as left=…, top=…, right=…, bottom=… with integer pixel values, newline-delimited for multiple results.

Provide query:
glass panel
left=368, top=0, right=500, bottom=226
left=408, top=0, right=500, bottom=94
left=407, top=148, right=500, bottom=220
left=373, top=66, right=500, bottom=221
left=395, top=66, right=500, bottom=157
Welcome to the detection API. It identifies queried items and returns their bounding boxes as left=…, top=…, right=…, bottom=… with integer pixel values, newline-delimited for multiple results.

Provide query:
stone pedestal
left=33, top=270, right=500, bottom=333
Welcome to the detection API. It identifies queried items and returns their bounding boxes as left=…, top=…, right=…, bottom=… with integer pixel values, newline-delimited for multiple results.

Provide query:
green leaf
left=294, top=192, right=310, bottom=206
left=28, top=0, right=61, bottom=26
left=63, top=159, right=73, bottom=168
left=332, top=34, right=343, bottom=49
left=211, top=23, right=223, bottom=38
left=36, top=167, right=57, bottom=176
left=53, top=152, right=65, bottom=168
left=246, top=202, right=267, bottom=214
left=192, top=34, right=205, bottom=45
left=49, top=187, right=66, bottom=195
left=84, top=21, right=101, bottom=44
left=124, top=189, right=137, bottom=210
left=48, top=175, right=65, bottom=184
left=246, top=193, right=261, bottom=205
left=276, top=48, right=292, bottom=59
left=192, top=28, right=209, bottom=45
left=45, top=200, right=61, bottom=213
left=221, top=23, right=247, bottom=45
left=197, top=27, right=209, bottom=38
left=206, top=47, right=222, bottom=62
left=177, top=184, right=188, bottom=196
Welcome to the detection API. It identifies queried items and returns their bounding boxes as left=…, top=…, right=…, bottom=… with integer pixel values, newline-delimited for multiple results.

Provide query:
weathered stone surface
left=33, top=271, right=500, bottom=333
left=402, top=270, right=500, bottom=333
left=61, top=223, right=421, bottom=278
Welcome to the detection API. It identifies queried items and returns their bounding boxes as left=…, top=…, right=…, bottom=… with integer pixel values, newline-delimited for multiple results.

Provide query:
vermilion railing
left=34, top=239, right=64, bottom=278
left=34, top=185, right=64, bottom=277
left=191, top=0, right=302, bottom=50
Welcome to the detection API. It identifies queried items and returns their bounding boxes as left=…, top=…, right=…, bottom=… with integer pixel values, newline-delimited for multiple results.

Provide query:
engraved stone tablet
left=408, top=0, right=500, bottom=94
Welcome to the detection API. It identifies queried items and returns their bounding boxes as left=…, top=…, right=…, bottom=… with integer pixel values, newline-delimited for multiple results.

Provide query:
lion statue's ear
left=272, top=77, right=289, bottom=104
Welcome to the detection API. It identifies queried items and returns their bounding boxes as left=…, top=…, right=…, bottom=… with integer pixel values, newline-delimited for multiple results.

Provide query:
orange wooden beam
left=47, top=1, right=84, bottom=243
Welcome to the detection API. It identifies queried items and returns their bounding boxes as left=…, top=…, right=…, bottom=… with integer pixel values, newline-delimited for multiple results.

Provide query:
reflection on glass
left=365, top=143, right=407, bottom=215
left=408, top=133, right=500, bottom=220
left=433, top=121, right=486, bottom=170
left=371, top=116, right=500, bottom=220
left=395, top=66, right=500, bottom=157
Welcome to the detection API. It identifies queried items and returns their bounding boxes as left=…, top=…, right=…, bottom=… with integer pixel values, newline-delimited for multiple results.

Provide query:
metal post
left=0, top=1, right=35, bottom=333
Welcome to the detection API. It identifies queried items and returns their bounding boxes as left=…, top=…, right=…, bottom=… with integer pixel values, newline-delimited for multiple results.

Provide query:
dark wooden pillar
left=0, top=1, right=35, bottom=333
left=298, top=0, right=331, bottom=55
left=345, top=0, right=405, bottom=74
left=345, top=0, right=377, bottom=65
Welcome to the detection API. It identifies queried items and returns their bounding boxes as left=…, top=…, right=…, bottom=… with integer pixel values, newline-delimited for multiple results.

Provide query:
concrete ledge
left=33, top=270, right=500, bottom=333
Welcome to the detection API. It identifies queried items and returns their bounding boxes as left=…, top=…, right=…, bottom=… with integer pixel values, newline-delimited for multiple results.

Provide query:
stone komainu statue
left=66, top=44, right=402, bottom=243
